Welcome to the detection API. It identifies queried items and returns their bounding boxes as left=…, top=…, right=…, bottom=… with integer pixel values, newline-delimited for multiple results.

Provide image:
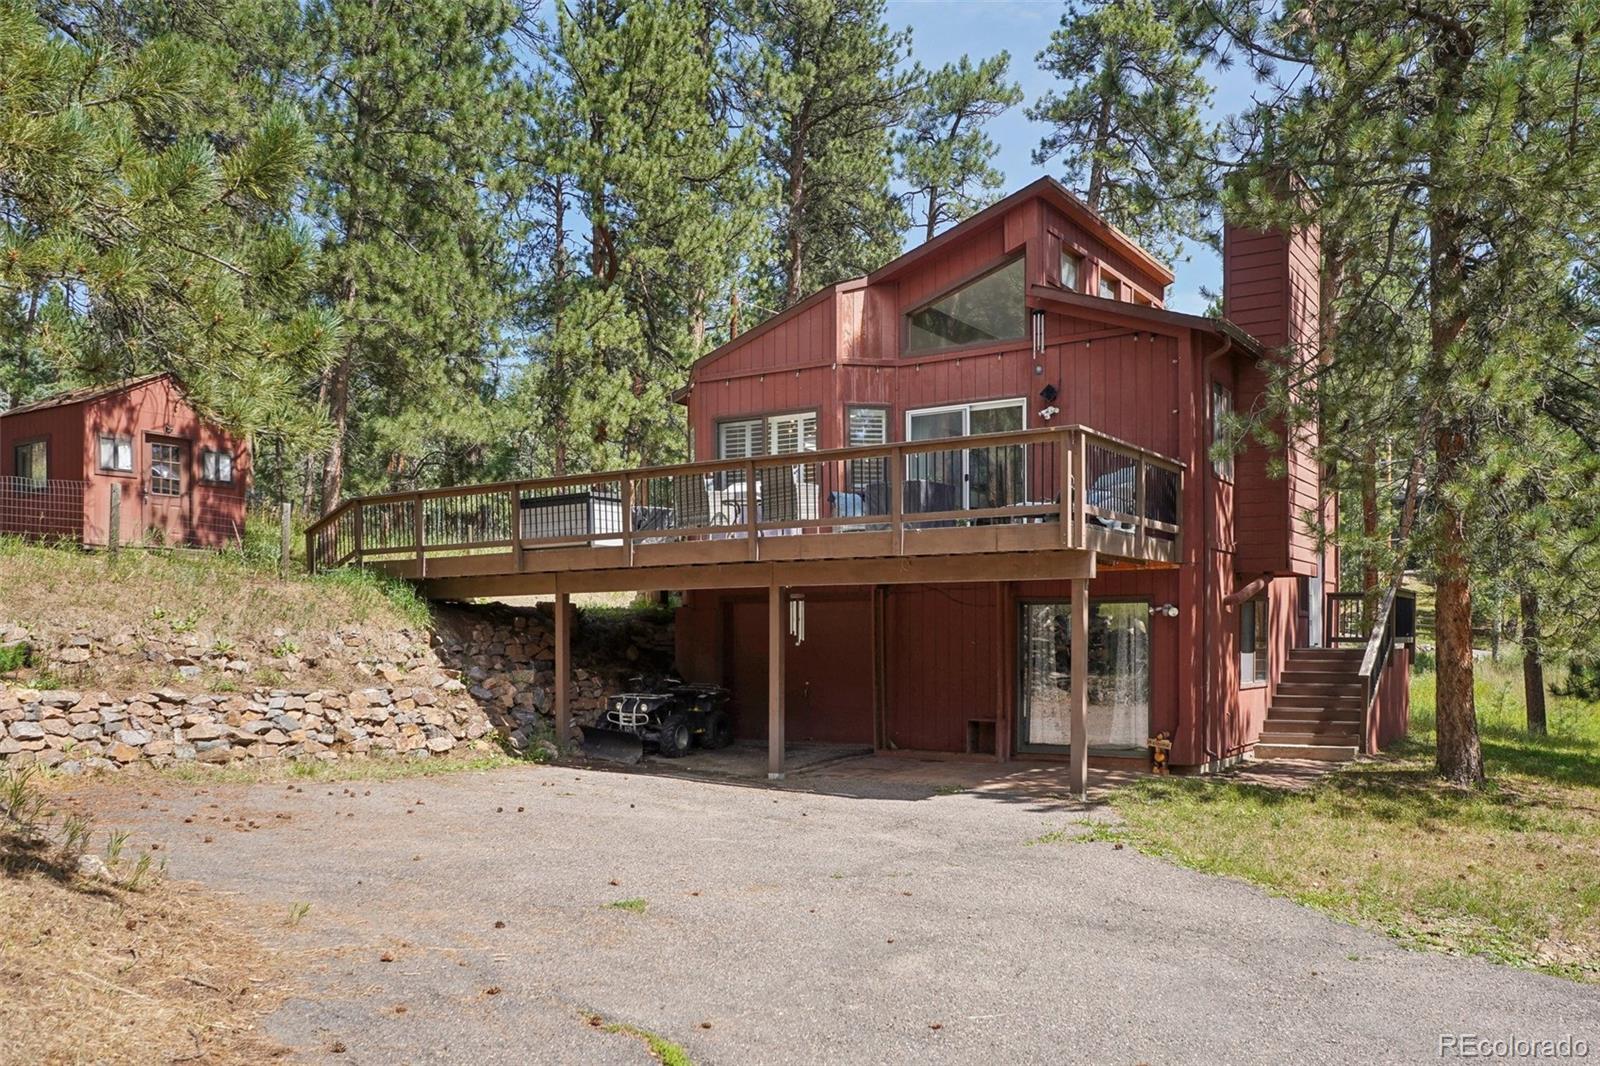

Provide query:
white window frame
left=905, top=398, right=1027, bottom=510
left=1241, top=594, right=1269, bottom=687
left=717, top=417, right=765, bottom=461
left=97, top=435, right=133, bottom=473
left=202, top=449, right=235, bottom=485
left=1060, top=250, right=1082, bottom=292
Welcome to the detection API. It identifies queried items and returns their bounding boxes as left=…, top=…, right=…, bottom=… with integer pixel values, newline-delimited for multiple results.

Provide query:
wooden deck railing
left=1355, top=585, right=1417, bottom=753
left=305, top=425, right=1184, bottom=579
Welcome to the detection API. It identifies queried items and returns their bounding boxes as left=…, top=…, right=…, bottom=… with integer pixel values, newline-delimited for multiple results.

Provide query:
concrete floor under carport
left=584, top=738, right=1152, bottom=806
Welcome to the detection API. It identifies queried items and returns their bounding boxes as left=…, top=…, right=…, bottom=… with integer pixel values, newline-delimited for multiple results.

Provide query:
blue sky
left=887, top=0, right=1269, bottom=313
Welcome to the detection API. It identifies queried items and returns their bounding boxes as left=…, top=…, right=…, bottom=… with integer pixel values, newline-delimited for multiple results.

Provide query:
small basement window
left=202, top=449, right=234, bottom=484
left=13, top=440, right=47, bottom=487
left=1241, top=594, right=1269, bottom=685
left=98, top=435, right=133, bottom=473
left=905, top=258, right=1026, bottom=354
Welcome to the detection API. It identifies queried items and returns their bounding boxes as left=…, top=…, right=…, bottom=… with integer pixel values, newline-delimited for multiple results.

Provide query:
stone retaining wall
left=0, top=679, right=497, bottom=775
left=0, top=601, right=675, bottom=774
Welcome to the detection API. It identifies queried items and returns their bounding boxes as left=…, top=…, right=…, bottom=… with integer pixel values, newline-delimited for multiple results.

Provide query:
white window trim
left=905, top=398, right=1027, bottom=510
left=97, top=435, right=134, bottom=473
left=202, top=449, right=235, bottom=484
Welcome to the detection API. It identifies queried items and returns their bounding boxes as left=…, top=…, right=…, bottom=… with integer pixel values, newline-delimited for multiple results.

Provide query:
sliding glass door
left=1018, top=600, right=1151, bottom=753
left=905, top=400, right=1025, bottom=512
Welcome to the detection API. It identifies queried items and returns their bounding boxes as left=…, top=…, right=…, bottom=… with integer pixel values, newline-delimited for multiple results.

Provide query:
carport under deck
left=305, top=426, right=1184, bottom=795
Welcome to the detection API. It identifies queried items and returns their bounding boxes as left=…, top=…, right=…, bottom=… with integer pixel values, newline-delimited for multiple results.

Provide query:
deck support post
left=768, top=583, right=787, bottom=779
left=554, top=589, right=571, bottom=753
left=1069, top=577, right=1089, bottom=799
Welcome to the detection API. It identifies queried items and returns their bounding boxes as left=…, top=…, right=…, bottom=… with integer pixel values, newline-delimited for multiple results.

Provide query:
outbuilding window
left=1241, top=594, right=1269, bottom=685
left=98, top=435, right=133, bottom=473
left=904, top=258, right=1026, bottom=354
left=13, top=440, right=47, bottom=487
left=202, top=449, right=234, bottom=484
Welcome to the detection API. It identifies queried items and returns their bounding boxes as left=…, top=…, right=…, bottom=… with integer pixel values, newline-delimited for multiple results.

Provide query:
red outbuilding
left=0, top=373, right=251, bottom=549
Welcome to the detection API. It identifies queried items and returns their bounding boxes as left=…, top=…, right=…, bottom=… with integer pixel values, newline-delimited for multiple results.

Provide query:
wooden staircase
left=1255, top=647, right=1366, bottom=762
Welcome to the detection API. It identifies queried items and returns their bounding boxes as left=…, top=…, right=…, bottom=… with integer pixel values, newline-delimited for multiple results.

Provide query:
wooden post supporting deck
left=1069, top=578, right=1089, bottom=799
left=554, top=590, right=571, bottom=753
left=768, top=583, right=787, bottom=779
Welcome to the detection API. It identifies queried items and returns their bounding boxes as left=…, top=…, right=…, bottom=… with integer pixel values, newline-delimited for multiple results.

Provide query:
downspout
left=1200, top=335, right=1234, bottom=765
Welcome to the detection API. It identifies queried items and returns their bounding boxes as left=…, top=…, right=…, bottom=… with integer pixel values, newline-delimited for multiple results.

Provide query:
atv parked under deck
left=582, top=679, right=734, bottom=761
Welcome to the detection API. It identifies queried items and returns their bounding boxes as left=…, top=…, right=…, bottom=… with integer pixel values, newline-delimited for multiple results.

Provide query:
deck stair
left=1255, top=647, right=1366, bottom=762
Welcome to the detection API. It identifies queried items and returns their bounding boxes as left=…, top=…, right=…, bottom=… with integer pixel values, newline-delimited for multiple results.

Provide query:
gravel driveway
left=80, top=760, right=1600, bottom=1065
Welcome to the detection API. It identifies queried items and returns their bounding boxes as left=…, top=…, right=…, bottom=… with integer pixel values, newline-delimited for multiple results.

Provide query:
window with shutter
left=717, top=418, right=764, bottom=461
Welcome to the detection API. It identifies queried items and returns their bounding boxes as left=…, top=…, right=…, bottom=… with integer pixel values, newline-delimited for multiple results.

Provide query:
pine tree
left=734, top=0, right=918, bottom=307
left=503, top=0, right=761, bottom=477
left=298, top=0, right=527, bottom=507
left=1209, top=0, right=1600, bottom=785
left=897, top=53, right=1023, bottom=241
left=1029, top=0, right=1218, bottom=260
left=0, top=0, right=335, bottom=447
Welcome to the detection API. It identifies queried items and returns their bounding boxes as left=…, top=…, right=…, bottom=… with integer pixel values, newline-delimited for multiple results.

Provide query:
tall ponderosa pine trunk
left=1427, top=29, right=1485, bottom=787
left=1522, top=588, right=1547, bottom=735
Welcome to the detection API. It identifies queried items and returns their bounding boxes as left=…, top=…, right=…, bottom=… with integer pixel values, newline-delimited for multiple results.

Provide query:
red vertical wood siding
left=0, top=376, right=250, bottom=548
left=664, top=186, right=1375, bottom=767
left=884, top=583, right=1000, bottom=752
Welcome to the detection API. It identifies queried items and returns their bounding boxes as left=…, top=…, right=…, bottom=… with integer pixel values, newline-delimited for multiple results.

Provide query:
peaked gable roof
left=868, top=176, right=1175, bottom=288
left=1, top=372, right=173, bottom=418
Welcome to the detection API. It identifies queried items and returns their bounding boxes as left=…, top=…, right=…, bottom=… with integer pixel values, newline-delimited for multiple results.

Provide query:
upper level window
left=202, top=449, right=234, bottom=484
left=718, top=418, right=765, bottom=461
left=846, top=407, right=887, bottom=448
left=1241, top=594, right=1269, bottom=685
left=1098, top=274, right=1120, bottom=300
left=98, top=435, right=133, bottom=473
left=13, top=440, right=47, bottom=487
left=717, top=413, right=818, bottom=460
left=1060, top=251, right=1082, bottom=292
left=1211, top=381, right=1234, bottom=481
left=905, top=258, right=1026, bottom=354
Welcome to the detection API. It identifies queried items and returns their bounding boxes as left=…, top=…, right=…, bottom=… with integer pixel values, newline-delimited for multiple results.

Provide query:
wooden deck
left=306, top=425, right=1183, bottom=596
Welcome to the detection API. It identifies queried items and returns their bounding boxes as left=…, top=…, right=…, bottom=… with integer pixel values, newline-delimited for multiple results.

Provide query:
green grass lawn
left=1091, top=656, right=1600, bottom=981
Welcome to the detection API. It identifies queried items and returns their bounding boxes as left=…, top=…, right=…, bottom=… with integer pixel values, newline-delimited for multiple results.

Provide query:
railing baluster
left=620, top=475, right=634, bottom=567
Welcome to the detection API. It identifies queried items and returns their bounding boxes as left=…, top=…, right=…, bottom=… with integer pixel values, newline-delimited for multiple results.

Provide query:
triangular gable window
left=905, top=258, right=1027, bottom=354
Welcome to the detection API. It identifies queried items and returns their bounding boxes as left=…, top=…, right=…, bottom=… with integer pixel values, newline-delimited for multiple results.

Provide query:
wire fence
left=0, top=477, right=85, bottom=543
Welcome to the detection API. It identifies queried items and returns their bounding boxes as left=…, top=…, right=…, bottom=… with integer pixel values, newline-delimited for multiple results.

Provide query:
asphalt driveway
left=78, top=760, right=1600, bottom=1065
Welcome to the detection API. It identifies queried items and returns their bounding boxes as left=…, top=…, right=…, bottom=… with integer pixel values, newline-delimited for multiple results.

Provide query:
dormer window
left=905, top=257, right=1026, bottom=355
left=1060, top=251, right=1082, bottom=292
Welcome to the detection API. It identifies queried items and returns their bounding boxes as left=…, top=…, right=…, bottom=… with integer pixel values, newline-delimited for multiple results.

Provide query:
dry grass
left=0, top=537, right=429, bottom=690
left=0, top=872, right=290, bottom=1065
left=2, top=768, right=290, bottom=1064
left=0, top=535, right=426, bottom=641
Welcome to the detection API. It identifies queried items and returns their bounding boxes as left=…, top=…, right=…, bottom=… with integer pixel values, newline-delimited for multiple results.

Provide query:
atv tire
left=701, top=708, right=734, bottom=750
left=655, top=712, right=694, bottom=758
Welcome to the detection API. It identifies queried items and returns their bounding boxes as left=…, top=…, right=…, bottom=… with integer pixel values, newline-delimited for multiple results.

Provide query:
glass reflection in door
left=1018, top=600, right=1151, bottom=751
left=967, top=402, right=1025, bottom=510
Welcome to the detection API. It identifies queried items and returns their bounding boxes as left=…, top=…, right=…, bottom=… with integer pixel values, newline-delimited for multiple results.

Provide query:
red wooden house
left=306, top=176, right=1413, bottom=782
left=0, top=373, right=251, bottom=549
left=667, top=176, right=1411, bottom=771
